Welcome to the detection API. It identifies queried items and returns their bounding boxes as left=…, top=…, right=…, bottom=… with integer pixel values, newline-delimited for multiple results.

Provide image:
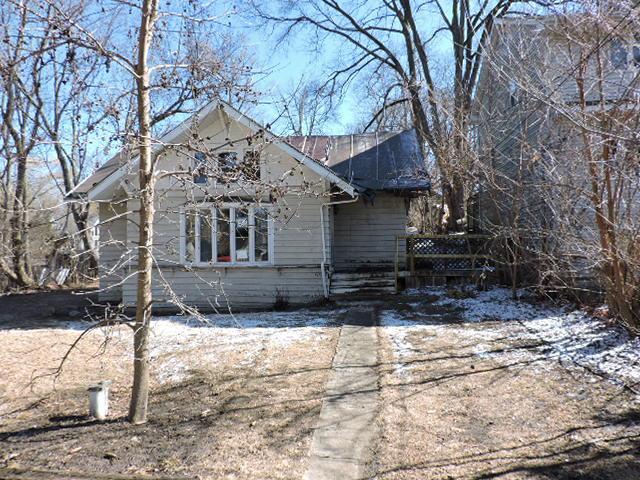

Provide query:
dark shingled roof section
left=286, top=129, right=430, bottom=192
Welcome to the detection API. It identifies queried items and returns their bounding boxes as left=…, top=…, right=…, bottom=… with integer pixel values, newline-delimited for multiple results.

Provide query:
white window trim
left=180, top=203, right=275, bottom=267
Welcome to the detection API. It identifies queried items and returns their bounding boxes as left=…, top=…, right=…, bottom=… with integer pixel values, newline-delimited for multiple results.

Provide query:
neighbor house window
left=181, top=205, right=273, bottom=265
left=611, top=39, right=628, bottom=69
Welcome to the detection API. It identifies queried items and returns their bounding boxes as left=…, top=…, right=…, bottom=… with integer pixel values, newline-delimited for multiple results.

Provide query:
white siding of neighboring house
left=332, top=192, right=407, bottom=271
left=98, top=200, right=128, bottom=302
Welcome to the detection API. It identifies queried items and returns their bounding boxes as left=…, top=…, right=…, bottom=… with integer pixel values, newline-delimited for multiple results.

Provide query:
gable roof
left=286, top=130, right=430, bottom=192
left=69, top=99, right=357, bottom=200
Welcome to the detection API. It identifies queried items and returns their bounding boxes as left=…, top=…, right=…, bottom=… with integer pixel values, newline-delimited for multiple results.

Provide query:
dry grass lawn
left=0, top=308, right=341, bottom=479
left=373, top=300, right=640, bottom=479
left=2, top=290, right=639, bottom=480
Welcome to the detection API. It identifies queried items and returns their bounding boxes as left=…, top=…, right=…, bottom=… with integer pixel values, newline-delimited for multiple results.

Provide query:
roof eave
left=79, top=99, right=358, bottom=200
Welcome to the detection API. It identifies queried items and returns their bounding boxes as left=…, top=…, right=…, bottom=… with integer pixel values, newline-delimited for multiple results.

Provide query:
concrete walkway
left=304, top=308, right=380, bottom=480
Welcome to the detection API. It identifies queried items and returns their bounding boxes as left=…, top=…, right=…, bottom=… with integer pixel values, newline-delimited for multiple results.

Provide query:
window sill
left=183, top=262, right=275, bottom=269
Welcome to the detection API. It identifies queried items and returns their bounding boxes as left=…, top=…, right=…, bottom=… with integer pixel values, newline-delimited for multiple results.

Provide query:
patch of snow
left=433, top=288, right=543, bottom=322
left=399, top=286, right=640, bottom=390
left=149, top=308, right=340, bottom=384
left=521, top=311, right=640, bottom=387
left=155, top=357, right=188, bottom=384
left=380, top=310, right=419, bottom=377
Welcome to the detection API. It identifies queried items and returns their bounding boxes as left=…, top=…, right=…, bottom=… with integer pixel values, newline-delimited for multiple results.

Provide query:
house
left=474, top=14, right=639, bottom=290
left=71, top=100, right=429, bottom=310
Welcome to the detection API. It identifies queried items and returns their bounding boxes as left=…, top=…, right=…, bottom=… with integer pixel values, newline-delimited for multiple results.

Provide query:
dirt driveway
left=0, top=289, right=639, bottom=479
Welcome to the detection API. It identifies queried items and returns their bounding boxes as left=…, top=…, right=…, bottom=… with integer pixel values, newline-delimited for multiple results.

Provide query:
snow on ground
left=387, top=287, right=640, bottom=390
left=379, top=310, right=418, bottom=378
left=433, top=287, right=544, bottom=322
left=149, top=309, right=342, bottom=384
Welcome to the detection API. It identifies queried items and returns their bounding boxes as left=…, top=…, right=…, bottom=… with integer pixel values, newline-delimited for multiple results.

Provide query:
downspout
left=320, top=194, right=359, bottom=298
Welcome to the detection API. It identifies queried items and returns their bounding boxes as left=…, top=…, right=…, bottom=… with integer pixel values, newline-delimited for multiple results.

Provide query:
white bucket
left=88, top=381, right=112, bottom=420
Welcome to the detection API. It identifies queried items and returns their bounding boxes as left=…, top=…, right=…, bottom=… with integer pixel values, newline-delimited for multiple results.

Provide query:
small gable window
left=218, top=151, right=240, bottom=181
left=193, top=152, right=208, bottom=184
left=242, top=150, right=261, bottom=181
left=217, top=150, right=261, bottom=183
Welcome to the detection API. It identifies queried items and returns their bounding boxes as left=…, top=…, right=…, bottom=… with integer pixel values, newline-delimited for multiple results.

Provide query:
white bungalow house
left=71, top=99, right=429, bottom=310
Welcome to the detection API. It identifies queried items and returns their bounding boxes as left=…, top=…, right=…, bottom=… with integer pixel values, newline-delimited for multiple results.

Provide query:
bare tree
left=0, top=2, right=52, bottom=288
left=277, top=77, right=333, bottom=135
left=18, top=0, right=258, bottom=424
left=251, top=0, right=555, bottom=231
left=476, top=2, right=640, bottom=329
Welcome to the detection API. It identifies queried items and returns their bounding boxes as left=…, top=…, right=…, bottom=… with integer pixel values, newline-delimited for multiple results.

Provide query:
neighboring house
left=474, top=15, right=639, bottom=288
left=70, top=100, right=429, bottom=309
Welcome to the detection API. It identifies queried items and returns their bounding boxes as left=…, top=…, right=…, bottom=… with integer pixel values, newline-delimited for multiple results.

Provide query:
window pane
left=218, top=152, right=239, bottom=182
left=242, top=151, right=260, bottom=181
left=254, top=208, right=269, bottom=262
left=611, top=39, right=628, bottom=69
left=235, top=208, right=249, bottom=262
left=185, top=212, right=196, bottom=262
left=216, top=208, right=231, bottom=262
left=199, top=210, right=212, bottom=262
left=193, top=152, right=207, bottom=184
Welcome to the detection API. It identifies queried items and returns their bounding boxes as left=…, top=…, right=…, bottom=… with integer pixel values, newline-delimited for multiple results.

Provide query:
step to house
left=330, top=271, right=396, bottom=296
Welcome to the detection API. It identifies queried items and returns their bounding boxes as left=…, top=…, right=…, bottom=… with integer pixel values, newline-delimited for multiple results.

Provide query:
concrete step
left=330, top=285, right=396, bottom=295
left=331, top=272, right=394, bottom=281
left=330, top=279, right=395, bottom=288
left=329, top=271, right=396, bottom=296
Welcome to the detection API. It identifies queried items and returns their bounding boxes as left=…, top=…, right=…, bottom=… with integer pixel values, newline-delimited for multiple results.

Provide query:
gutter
left=319, top=193, right=360, bottom=299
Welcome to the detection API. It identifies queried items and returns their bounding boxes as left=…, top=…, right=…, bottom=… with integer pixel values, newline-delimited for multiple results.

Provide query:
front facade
left=73, top=101, right=428, bottom=310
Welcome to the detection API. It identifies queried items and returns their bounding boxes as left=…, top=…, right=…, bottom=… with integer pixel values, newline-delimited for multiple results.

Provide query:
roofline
left=221, top=102, right=357, bottom=196
left=74, top=99, right=357, bottom=201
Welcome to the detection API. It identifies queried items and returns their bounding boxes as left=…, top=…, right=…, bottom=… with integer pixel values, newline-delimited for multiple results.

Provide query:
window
left=611, top=39, right=628, bottom=69
left=191, top=149, right=261, bottom=184
left=193, top=152, right=208, bottom=184
left=181, top=205, right=273, bottom=265
left=217, top=150, right=260, bottom=183
left=218, top=152, right=240, bottom=182
left=242, top=150, right=260, bottom=181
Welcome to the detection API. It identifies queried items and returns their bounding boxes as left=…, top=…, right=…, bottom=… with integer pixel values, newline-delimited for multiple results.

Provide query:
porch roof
left=286, top=130, right=430, bottom=193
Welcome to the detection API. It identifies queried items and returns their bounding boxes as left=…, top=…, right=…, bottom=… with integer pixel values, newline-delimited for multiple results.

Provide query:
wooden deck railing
left=394, top=234, right=494, bottom=291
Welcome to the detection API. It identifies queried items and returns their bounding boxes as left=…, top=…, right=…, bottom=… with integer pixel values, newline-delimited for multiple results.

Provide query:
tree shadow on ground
left=0, top=363, right=327, bottom=478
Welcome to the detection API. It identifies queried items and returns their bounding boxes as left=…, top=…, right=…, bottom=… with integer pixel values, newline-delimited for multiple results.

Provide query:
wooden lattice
left=407, top=235, right=488, bottom=257
left=394, top=234, right=495, bottom=290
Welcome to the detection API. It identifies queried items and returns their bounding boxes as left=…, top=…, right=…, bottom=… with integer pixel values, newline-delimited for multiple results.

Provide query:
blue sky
left=237, top=2, right=454, bottom=135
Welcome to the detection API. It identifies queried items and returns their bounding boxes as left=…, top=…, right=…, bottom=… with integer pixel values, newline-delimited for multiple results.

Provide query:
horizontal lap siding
left=98, top=202, right=128, bottom=302
left=121, top=266, right=323, bottom=309
left=332, top=193, right=407, bottom=270
left=121, top=193, right=327, bottom=308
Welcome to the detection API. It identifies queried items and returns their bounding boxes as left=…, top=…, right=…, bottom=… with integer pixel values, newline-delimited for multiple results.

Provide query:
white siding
left=98, top=201, right=128, bottom=302
left=119, top=192, right=327, bottom=309
left=332, top=193, right=407, bottom=271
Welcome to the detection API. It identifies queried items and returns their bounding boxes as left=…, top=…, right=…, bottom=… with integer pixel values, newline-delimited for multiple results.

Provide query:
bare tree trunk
left=128, top=0, right=158, bottom=425
left=10, top=155, right=33, bottom=288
